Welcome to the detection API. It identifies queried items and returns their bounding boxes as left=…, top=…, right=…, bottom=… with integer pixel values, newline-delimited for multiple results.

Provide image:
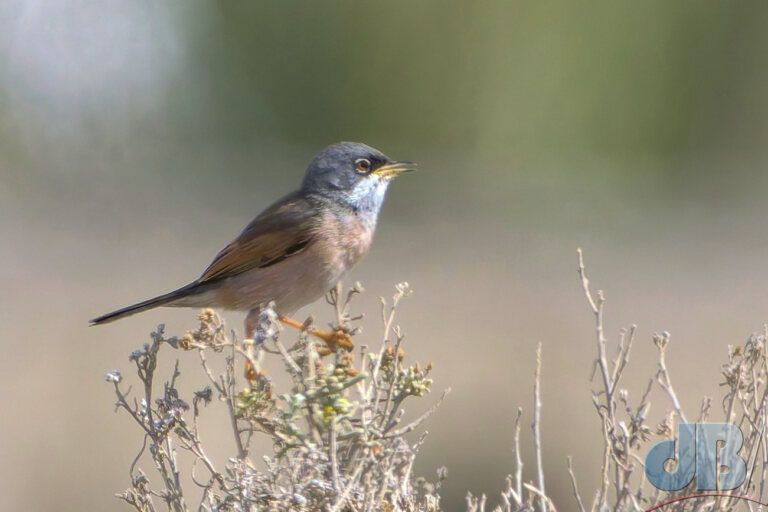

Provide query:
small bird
left=91, top=142, right=414, bottom=348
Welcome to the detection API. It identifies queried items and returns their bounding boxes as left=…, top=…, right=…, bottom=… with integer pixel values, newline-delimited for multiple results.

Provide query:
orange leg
left=279, top=315, right=354, bottom=352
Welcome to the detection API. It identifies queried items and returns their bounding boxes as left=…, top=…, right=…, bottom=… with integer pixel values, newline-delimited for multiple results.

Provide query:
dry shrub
left=106, top=253, right=768, bottom=511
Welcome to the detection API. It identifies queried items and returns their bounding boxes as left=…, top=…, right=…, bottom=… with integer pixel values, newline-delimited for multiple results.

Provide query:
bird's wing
left=199, top=191, right=319, bottom=283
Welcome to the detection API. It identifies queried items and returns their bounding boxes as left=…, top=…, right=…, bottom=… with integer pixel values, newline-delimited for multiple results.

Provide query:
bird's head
left=301, top=142, right=415, bottom=213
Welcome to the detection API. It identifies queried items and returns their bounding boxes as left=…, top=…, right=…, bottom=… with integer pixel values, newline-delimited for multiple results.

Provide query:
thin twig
left=533, top=342, right=547, bottom=512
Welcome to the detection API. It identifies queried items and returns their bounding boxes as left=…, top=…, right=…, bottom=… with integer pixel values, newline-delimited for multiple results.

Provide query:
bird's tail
left=90, top=282, right=203, bottom=326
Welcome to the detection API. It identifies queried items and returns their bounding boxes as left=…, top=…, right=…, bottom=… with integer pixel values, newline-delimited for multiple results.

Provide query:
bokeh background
left=2, top=1, right=768, bottom=509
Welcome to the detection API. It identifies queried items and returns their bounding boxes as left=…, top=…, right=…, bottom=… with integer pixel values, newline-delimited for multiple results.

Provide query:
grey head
left=301, top=142, right=415, bottom=215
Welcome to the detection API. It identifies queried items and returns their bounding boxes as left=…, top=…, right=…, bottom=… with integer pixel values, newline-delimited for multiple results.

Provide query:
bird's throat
left=346, top=178, right=389, bottom=217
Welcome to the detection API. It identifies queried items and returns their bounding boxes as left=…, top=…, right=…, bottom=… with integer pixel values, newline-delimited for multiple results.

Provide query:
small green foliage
left=234, top=385, right=273, bottom=420
left=396, top=364, right=433, bottom=398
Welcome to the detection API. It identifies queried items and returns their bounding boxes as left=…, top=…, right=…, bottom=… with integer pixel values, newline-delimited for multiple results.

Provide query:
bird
left=90, top=142, right=415, bottom=350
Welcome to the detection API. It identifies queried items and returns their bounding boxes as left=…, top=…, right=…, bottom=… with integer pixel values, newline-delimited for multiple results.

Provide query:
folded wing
left=200, top=191, right=319, bottom=282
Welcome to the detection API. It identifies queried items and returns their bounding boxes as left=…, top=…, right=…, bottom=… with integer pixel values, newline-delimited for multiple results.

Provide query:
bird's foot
left=279, top=316, right=354, bottom=353
left=311, top=328, right=354, bottom=352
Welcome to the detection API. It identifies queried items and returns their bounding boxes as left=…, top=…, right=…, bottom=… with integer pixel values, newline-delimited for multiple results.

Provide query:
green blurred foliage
left=3, top=0, right=767, bottom=186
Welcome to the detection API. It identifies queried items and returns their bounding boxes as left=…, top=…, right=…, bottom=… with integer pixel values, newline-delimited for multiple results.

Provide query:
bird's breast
left=314, top=210, right=376, bottom=273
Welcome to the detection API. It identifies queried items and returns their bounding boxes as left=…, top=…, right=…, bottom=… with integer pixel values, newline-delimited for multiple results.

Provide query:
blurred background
left=2, top=1, right=768, bottom=509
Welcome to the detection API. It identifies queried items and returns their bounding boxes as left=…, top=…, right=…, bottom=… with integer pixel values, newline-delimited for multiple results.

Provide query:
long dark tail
left=90, top=281, right=203, bottom=326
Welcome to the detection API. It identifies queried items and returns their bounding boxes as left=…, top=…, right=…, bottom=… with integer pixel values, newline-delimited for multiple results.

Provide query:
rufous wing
left=199, top=191, right=318, bottom=283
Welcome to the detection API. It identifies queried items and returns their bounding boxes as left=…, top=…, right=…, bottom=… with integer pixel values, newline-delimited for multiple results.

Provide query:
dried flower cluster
left=108, top=282, right=447, bottom=512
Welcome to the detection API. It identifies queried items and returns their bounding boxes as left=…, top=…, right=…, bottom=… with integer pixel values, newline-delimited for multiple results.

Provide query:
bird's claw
left=312, top=328, right=354, bottom=352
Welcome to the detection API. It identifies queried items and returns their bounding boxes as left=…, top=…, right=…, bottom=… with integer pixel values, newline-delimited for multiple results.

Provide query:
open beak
left=372, top=161, right=417, bottom=179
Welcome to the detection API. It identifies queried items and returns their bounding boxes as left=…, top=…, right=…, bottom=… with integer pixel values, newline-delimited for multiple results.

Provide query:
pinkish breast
left=315, top=210, right=376, bottom=275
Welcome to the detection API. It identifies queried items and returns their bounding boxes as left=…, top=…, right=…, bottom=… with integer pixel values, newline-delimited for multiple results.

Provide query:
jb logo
left=645, top=423, right=747, bottom=491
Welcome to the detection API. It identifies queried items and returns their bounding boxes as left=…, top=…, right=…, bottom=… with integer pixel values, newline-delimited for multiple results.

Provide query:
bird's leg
left=278, top=315, right=354, bottom=352
left=244, top=309, right=259, bottom=340
left=241, top=310, right=261, bottom=382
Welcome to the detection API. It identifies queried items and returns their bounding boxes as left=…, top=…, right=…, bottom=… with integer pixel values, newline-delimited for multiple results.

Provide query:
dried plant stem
left=533, top=342, right=547, bottom=512
left=567, top=456, right=587, bottom=512
left=513, top=407, right=524, bottom=506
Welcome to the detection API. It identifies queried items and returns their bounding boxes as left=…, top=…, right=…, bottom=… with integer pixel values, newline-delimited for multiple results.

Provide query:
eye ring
left=354, top=158, right=372, bottom=174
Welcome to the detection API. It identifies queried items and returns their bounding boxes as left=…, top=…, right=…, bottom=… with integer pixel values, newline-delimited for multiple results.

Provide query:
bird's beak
left=372, top=161, right=417, bottom=179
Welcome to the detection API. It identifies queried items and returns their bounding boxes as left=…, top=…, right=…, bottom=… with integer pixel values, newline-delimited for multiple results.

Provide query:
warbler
left=91, top=142, right=415, bottom=348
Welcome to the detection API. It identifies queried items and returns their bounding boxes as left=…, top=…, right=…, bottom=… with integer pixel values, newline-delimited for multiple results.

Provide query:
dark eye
left=355, top=158, right=372, bottom=174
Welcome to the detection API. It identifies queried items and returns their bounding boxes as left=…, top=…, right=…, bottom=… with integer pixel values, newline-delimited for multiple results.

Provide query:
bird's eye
left=354, top=158, right=372, bottom=174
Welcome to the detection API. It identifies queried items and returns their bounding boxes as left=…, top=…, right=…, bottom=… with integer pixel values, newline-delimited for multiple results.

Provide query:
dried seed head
left=105, top=370, right=122, bottom=384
